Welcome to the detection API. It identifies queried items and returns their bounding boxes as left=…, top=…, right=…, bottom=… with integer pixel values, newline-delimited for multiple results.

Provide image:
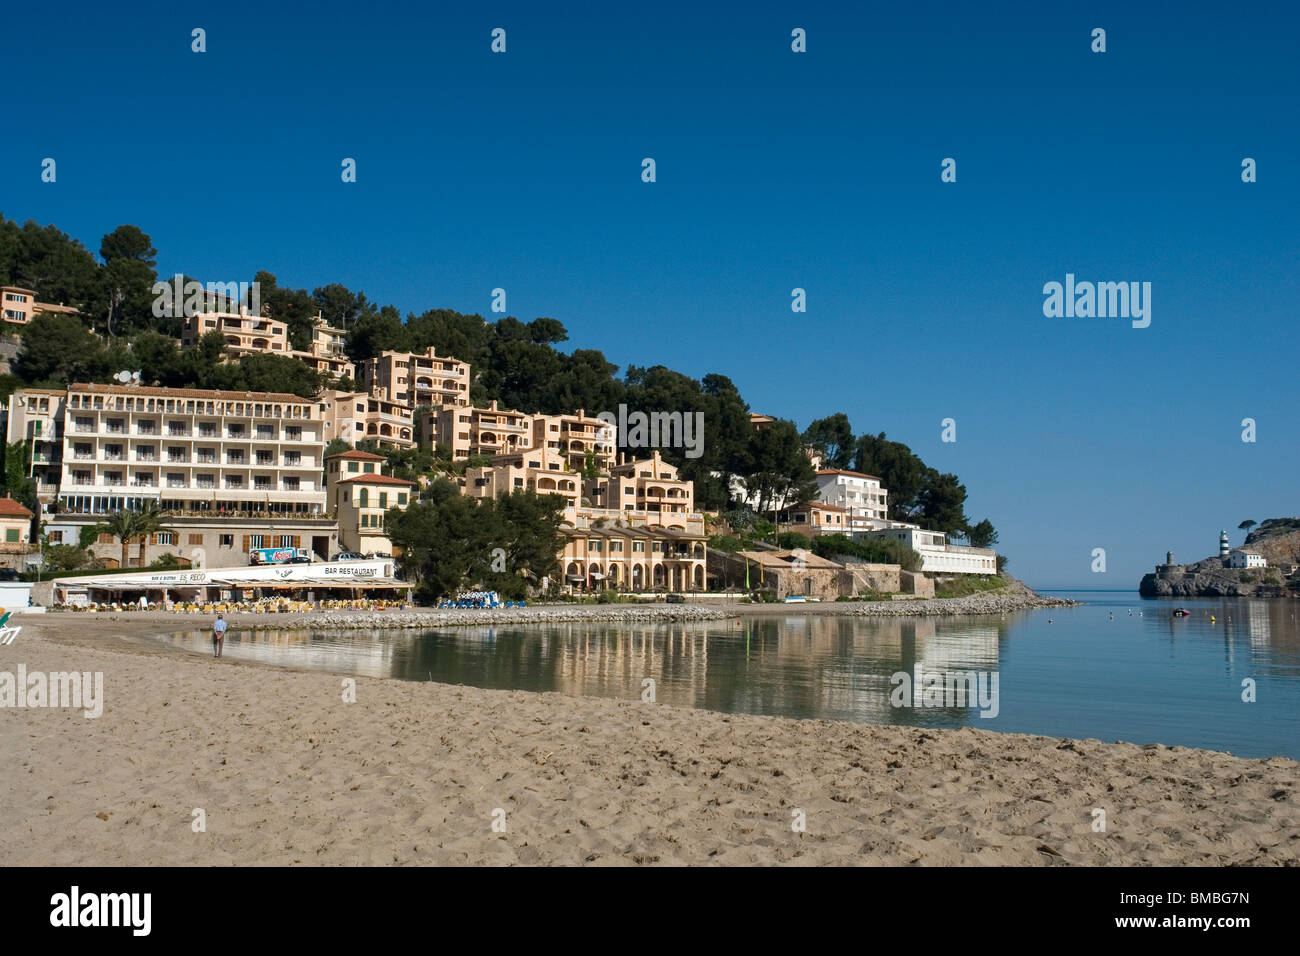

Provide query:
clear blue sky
left=2, top=1, right=1296, bottom=588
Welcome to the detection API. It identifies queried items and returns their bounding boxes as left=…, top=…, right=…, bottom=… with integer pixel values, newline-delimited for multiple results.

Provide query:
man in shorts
left=212, top=612, right=228, bottom=658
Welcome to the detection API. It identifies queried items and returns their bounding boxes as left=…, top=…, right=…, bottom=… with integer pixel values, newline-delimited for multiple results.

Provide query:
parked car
left=332, top=551, right=364, bottom=561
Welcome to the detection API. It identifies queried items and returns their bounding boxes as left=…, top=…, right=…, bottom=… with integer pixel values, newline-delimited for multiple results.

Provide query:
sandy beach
left=2, top=609, right=1297, bottom=866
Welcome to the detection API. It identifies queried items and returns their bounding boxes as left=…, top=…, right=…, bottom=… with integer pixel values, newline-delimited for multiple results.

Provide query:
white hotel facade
left=6, top=384, right=339, bottom=568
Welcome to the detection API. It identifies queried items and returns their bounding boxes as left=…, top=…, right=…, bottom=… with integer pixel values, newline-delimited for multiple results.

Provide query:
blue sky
left=2, top=1, right=1297, bottom=587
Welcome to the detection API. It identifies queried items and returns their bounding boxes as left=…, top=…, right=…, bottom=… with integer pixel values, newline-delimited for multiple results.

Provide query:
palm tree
left=132, top=501, right=174, bottom=567
left=94, top=510, right=141, bottom=570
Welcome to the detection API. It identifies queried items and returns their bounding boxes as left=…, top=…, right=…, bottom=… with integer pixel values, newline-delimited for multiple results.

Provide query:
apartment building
left=420, top=399, right=532, bottom=460
left=815, top=469, right=889, bottom=530
left=530, top=409, right=617, bottom=473
left=586, top=450, right=696, bottom=526
left=556, top=507, right=707, bottom=592
left=182, top=310, right=291, bottom=355
left=357, top=347, right=470, bottom=408
left=324, top=450, right=414, bottom=555
left=2, top=286, right=81, bottom=328
left=317, top=390, right=415, bottom=449
left=182, top=311, right=355, bottom=381
left=464, top=445, right=583, bottom=510
left=305, top=320, right=354, bottom=380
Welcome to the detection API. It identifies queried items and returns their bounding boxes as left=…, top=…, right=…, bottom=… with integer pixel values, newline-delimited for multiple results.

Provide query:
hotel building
left=7, top=384, right=340, bottom=568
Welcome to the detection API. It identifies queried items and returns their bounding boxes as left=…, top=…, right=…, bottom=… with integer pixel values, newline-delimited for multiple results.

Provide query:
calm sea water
left=165, top=590, right=1300, bottom=758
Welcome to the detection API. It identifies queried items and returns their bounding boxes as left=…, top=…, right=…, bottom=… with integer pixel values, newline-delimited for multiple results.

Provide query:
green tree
left=99, top=225, right=159, bottom=335
left=131, top=501, right=174, bottom=565
left=3, top=440, right=37, bottom=512
left=15, top=313, right=112, bottom=385
left=93, top=510, right=142, bottom=570
left=803, top=413, right=854, bottom=470
left=1238, top=519, right=1257, bottom=541
left=740, top=419, right=818, bottom=515
left=345, top=306, right=410, bottom=362
left=967, top=519, right=999, bottom=549
left=853, top=432, right=927, bottom=519
left=917, top=470, right=968, bottom=534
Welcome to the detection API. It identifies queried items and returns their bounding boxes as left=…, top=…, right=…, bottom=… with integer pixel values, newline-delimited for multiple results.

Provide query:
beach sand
left=2, top=613, right=1297, bottom=866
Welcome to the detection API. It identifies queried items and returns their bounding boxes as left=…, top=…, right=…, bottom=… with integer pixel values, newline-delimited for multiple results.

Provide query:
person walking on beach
left=211, top=612, right=228, bottom=658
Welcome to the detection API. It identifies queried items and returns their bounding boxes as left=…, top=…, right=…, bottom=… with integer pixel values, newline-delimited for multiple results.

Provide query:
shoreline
left=2, top=614, right=1296, bottom=865
left=28, top=587, right=1082, bottom=635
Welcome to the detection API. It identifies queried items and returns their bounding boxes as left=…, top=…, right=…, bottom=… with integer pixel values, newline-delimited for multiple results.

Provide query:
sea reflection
left=162, top=594, right=1300, bottom=757
left=168, top=614, right=1013, bottom=728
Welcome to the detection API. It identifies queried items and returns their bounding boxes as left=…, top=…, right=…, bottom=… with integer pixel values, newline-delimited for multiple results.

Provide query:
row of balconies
left=70, top=424, right=313, bottom=441
left=60, top=476, right=322, bottom=496
left=68, top=452, right=315, bottom=468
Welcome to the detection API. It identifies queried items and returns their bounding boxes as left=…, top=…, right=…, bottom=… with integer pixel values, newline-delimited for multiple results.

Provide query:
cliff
left=1139, top=518, right=1300, bottom=597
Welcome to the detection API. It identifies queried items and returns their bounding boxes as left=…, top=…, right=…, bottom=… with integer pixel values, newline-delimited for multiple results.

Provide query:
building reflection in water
left=166, top=614, right=1009, bottom=728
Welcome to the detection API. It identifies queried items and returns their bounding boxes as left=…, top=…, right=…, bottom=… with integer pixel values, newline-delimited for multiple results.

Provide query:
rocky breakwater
left=831, top=589, right=1079, bottom=618
left=229, top=603, right=735, bottom=631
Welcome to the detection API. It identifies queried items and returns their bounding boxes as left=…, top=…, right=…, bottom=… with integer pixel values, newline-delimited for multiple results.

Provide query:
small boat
left=1172, top=608, right=1191, bottom=617
left=783, top=595, right=808, bottom=603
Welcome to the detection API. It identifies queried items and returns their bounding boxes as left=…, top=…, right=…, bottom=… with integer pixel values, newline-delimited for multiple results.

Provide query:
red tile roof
left=325, top=449, right=387, bottom=461
left=70, top=382, right=310, bottom=403
left=337, top=474, right=416, bottom=487
left=0, top=497, right=34, bottom=519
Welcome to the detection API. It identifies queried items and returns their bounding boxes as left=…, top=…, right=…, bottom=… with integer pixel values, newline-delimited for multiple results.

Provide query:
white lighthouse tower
left=1219, top=529, right=1230, bottom=560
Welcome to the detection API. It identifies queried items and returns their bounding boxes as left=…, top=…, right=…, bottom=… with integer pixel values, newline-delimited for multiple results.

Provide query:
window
left=219, top=534, right=234, bottom=548
left=633, top=541, right=645, bottom=553
left=347, top=462, right=359, bottom=473
left=5, top=528, right=19, bottom=543
left=156, top=533, right=174, bottom=545
left=359, top=489, right=368, bottom=507
left=189, top=534, right=203, bottom=545
left=397, top=493, right=407, bottom=505
left=249, top=535, right=265, bottom=549
left=363, top=463, right=375, bottom=473
left=379, top=492, right=388, bottom=508
left=284, top=477, right=300, bottom=491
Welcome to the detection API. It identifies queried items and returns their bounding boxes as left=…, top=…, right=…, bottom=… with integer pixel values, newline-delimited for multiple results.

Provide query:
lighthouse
left=1219, top=529, right=1230, bottom=560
